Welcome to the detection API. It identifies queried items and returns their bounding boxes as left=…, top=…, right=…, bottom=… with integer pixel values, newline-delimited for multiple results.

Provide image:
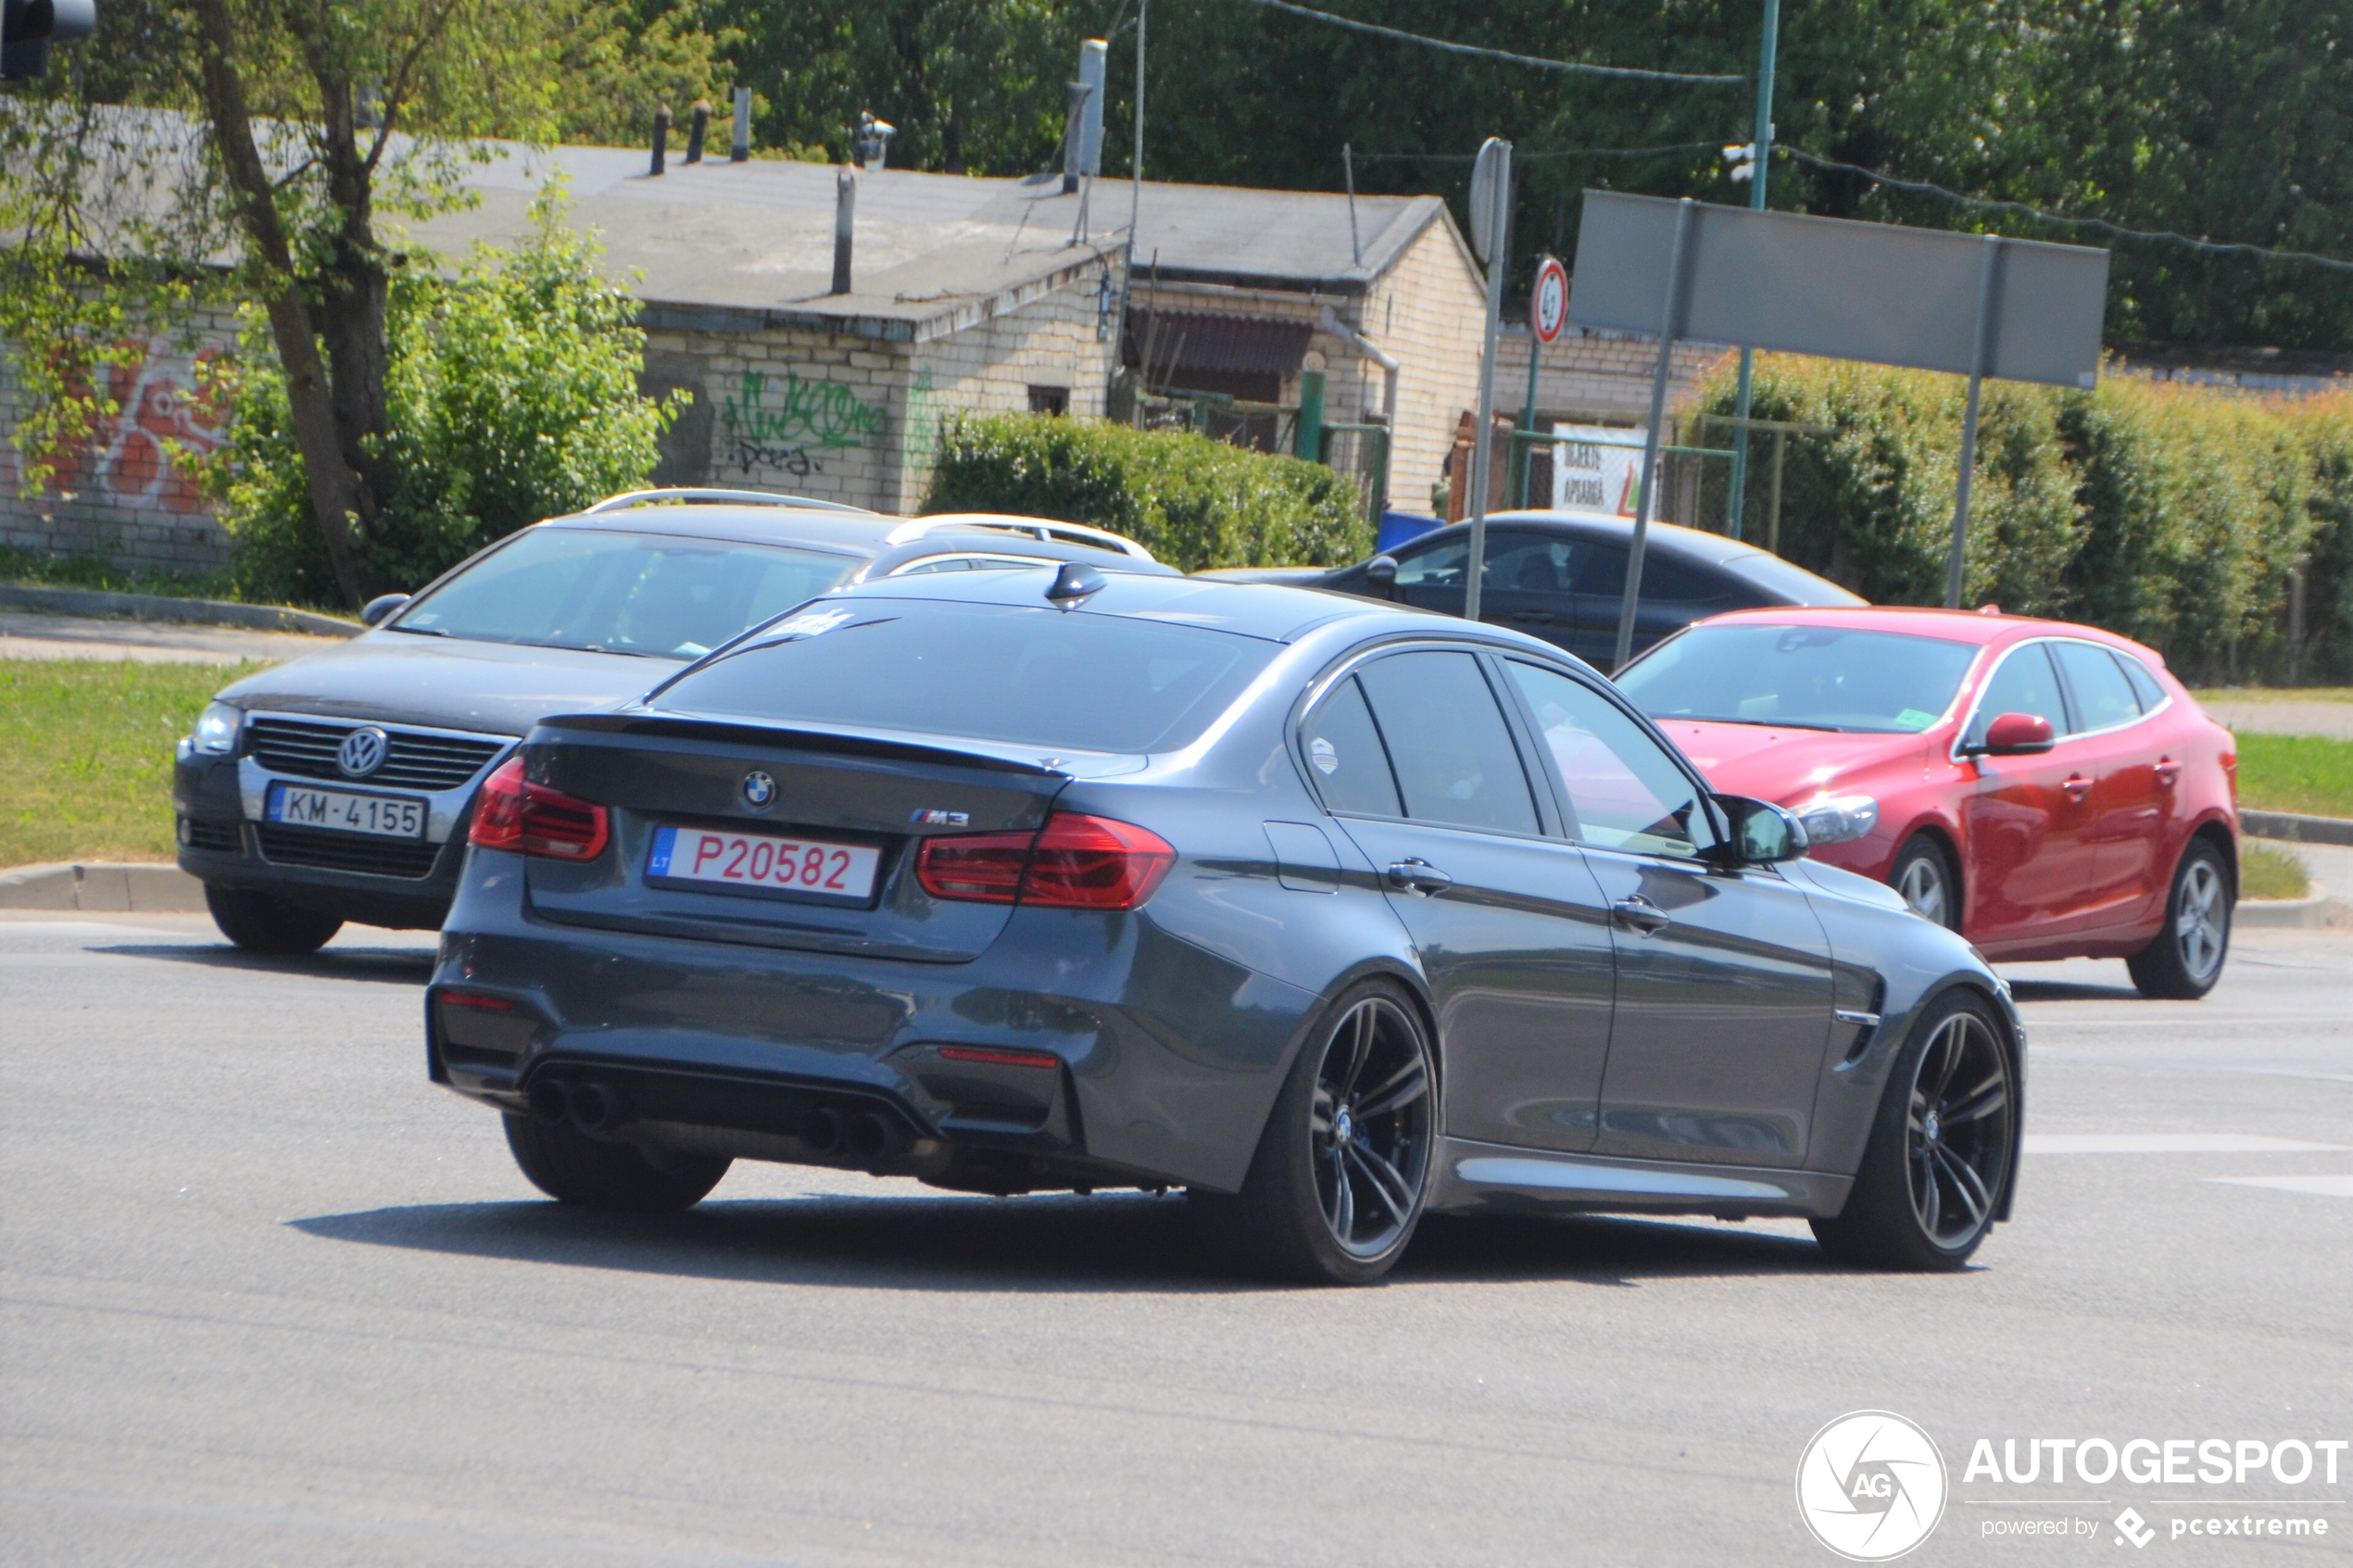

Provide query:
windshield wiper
left=386, top=623, right=450, bottom=637
left=1664, top=715, right=1847, bottom=732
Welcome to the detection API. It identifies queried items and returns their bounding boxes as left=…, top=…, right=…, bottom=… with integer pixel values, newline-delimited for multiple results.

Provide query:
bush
left=921, top=413, right=1372, bottom=572
left=1696, top=358, right=2349, bottom=684
left=199, top=182, right=674, bottom=607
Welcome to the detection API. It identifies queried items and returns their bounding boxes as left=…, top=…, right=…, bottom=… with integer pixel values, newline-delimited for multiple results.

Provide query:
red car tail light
left=915, top=813, right=1176, bottom=910
left=470, top=759, right=610, bottom=861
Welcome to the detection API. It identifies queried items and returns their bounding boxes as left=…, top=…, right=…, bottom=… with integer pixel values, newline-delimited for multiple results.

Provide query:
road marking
left=2023, top=1134, right=2346, bottom=1155
left=2206, top=1173, right=2353, bottom=1198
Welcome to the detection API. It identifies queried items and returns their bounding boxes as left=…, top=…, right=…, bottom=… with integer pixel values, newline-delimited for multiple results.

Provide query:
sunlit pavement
left=3, top=910, right=2347, bottom=1566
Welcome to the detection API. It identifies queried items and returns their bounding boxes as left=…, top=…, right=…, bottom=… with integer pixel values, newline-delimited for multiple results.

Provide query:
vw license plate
left=648, top=825, right=879, bottom=900
left=266, top=783, right=427, bottom=838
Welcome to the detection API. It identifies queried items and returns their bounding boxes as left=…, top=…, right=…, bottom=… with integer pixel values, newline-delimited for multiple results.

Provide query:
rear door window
left=1301, top=675, right=1403, bottom=817
left=2118, top=654, right=2169, bottom=712
left=1354, top=651, right=1539, bottom=834
left=2052, top=642, right=2142, bottom=732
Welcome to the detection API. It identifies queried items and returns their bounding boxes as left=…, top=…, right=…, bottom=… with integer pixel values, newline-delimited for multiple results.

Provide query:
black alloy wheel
left=1813, top=990, right=2015, bottom=1271
left=2126, top=837, right=2231, bottom=1000
left=1889, top=834, right=1960, bottom=931
left=1197, top=980, right=1436, bottom=1285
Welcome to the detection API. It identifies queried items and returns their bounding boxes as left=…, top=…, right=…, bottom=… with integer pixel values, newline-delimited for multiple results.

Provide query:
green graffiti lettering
left=722, top=368, right=888, bottom=452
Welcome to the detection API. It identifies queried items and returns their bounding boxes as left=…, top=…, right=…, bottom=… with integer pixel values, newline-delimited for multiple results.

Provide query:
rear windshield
left=392, top=528, right=861, bottom=659
left=1719, top=551, right=1867, bottom=607
left=651, top=600, right=1279, bottom=755
left=1617, top=623, right=1979, bottom=734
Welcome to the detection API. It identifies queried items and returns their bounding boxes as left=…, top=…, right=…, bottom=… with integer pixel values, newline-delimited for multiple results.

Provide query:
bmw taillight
left=915, top=813, right=1175, bottom=910
left=469, top=759, right=610, bottom=861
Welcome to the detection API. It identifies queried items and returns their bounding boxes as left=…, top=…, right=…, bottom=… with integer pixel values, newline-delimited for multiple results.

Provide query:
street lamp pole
left=1726, top=0, right=1780, bottom=542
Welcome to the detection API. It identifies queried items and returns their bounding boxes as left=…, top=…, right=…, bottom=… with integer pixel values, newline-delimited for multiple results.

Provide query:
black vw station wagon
left=430, top=566, right=2024, bottom=1285
left=172, top=489, right=1168, bottom=955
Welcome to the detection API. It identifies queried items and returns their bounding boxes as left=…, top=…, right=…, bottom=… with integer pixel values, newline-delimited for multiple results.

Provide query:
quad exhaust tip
left=799, top=1107, right=845, bottom=1155
left=527, top=1079, right=570, bottom=1125
left=846, top=1111, right=891, bottom=1161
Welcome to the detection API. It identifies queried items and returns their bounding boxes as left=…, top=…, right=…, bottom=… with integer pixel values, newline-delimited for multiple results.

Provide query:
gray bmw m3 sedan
left=429, top=565, right=2024, bottom=1285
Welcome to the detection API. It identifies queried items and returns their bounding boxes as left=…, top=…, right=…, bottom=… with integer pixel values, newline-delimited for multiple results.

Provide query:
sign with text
left=1566, top=192, right=2109, bottom=389
left=1550, top=424, right=1646, bottom=516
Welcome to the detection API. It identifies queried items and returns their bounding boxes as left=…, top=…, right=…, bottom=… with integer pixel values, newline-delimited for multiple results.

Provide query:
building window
left=1027, top=385, right=1070, bottom=416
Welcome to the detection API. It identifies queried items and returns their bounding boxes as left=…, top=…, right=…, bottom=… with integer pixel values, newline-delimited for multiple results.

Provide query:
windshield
left=652, top=600, right=1278, bottom=755
left=390, top=528, right=861, bottom=659
left=1617, top=623, right=1979, bottom=734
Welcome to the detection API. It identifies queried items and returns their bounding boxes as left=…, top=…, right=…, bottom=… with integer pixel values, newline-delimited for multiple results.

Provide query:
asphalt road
left=4, top=911, right=2348, bottom=1567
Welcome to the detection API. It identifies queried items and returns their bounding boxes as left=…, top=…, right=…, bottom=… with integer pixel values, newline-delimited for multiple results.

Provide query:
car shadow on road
left=2004, top=979, right=2145, bottom=1003
left=288, top=1194, right=1831, bottom=1294
left=91, top=942, right=435, bottom=986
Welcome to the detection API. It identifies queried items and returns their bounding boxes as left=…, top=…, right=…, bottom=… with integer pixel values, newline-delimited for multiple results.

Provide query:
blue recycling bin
left=1376, top=511, right=1441, bottom=554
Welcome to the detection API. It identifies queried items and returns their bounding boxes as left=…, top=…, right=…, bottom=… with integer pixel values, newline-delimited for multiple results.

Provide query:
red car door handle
left=2155, top=759, right=2182, bottom=787
left=2063, top=775, right=2093, bottom=800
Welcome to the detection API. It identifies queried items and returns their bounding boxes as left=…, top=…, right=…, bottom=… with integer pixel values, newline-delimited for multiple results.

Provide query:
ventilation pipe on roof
left=1063, top=39, right=1108, bottom=193
left=730, top=87, right=752, bottom=161
left=832, top=168, right=856, bottom=295
left=649, top=105, right=671, bottom=177
left=685, top=100, right=710, bottom=164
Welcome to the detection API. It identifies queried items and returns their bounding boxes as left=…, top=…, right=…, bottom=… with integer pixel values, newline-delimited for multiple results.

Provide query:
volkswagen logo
left=336, top=726, right=390, bottom=779
left=740, top=770, right=777, bottom=810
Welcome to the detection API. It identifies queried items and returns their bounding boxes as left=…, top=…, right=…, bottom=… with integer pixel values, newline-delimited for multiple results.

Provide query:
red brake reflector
left=915, top=829, right=1035, bottom=904
left=937, top=1046, right=1063, bottom=1071
left=439, top=990, right=516, bottom=1011
left=470, top=759, right=610, bottom=862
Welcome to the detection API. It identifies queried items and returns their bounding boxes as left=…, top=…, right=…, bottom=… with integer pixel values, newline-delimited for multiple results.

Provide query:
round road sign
left=1530, top=256, right=1569, bottom=345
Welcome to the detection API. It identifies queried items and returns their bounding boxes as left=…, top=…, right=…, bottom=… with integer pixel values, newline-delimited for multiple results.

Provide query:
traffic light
left=2, top=0, right=95, bottom=81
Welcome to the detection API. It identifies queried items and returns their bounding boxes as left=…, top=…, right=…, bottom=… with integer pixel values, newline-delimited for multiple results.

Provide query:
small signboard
left=1530, top=256, right=1569, bottom=345
left=1550, top=424, right=1646, bottom=516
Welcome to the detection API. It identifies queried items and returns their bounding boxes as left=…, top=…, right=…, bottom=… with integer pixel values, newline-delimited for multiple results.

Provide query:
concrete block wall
left=1355, top=222, right=1490, bottom=517
left=1491, top=325, right=1733, bottom=430
left=0, top=306, right=243, bottom=573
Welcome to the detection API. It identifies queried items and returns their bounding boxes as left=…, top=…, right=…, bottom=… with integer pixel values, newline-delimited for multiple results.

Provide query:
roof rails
left=886, top=512, right=1157, bottom=561
left=582, top=488, right=875, bottom=516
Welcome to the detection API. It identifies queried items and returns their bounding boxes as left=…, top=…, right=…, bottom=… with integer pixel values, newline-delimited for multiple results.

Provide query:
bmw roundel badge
left=740, top=770, right=777, bottom=810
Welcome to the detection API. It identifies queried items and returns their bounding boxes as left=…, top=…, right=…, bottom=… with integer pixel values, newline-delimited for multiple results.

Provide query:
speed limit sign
left=1530, top=255, right=1569, bottom=345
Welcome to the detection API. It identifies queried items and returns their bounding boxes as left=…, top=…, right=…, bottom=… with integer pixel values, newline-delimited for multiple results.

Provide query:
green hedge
left=921, top=413, right=1372, bottom=572
left=1696, top=358, right=2353, bottom=684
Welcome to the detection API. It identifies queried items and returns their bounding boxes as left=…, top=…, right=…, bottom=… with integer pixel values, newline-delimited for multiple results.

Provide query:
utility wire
left=1353, top=140, right=1724, bottom=165
left=1236, top=0, right=1745, bottom=84
left=1779, top=145, right=2353, bottom=274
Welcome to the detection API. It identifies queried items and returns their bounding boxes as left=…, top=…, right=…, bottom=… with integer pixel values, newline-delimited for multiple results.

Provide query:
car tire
left=2125, top=836, right=2232, bottom=1000
left=204, top=883, right=343, bottom=956
left=1192, top=978, right=1437, bottom=1286
left=1810, top=988, right=2016, bottom=1272
left=1888, top=834, right=1961, bottom=931
left=502, top=1113, right=730, bottom=1212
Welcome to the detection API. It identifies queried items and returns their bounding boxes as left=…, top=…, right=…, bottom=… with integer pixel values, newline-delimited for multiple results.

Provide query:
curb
left=2236, top=890, right=2343, bottom=930
left=2242, top=809, right=2353, bottom=847
left=0, top=583, right=360, bottom=639
left=0, top=861, right=208, bottom=913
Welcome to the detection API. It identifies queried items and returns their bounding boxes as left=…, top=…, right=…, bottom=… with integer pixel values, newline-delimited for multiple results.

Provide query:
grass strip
left=2233, top=734, right=2353, bottom=821
left=0, top=659, right=264, bottom=867
left=2239, top=844, right=2310, bottom=901
left=2194, top=687, right=2353, bottom=705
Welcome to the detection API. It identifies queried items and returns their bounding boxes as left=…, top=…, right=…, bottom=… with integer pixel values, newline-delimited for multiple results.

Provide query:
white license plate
left=647, top=824, right=880, bottom=900
left=266, top=783, right=427, bottom=838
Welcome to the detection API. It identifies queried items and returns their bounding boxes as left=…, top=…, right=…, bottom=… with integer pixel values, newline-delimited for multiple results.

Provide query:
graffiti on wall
left=902, top=366, right=942, bottom=474
left=18, top=344, right=231, bottom=512
left=720, top=369, right=887, bottom=477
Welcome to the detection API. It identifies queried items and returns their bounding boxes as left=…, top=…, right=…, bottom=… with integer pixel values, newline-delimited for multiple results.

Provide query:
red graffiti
left=26, top=342, right=230, bottom=513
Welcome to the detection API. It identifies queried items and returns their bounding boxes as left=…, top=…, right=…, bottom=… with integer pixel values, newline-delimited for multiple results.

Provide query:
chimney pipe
left=686, top=100, right=709, bottom=164
left=730, top=87, right=751, bottom=161
left=1063, top=40, right=1107, bottom=192
left=649, top=105, right=671, bottom=176
left=831, top=168, right=855, bottom=295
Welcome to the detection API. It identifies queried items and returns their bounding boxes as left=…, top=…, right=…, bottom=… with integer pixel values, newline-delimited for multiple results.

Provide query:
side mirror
left=1711, top=795, right=1809, bottom=867
left=1365, top=554, right=1399, bottom=598
left=360, top=593, right=411, bottom=627
left=1976, top=711, right=2056, bottom=757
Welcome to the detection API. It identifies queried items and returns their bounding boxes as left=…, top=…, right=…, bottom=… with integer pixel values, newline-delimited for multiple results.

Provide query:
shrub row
left=1696, top=357, right=2353, bottom=684
left=921, top=413, right=1372, bottom=573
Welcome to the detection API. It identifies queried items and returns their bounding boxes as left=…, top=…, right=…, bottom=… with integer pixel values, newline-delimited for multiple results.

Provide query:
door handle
left=1611, top=895, right=1671, bottom=935
left=2063, top=774, right=2093, bottom=800
left=1385, top=859, right=1453, bottom=896
left=2154, top=758, right=2182, bottom=788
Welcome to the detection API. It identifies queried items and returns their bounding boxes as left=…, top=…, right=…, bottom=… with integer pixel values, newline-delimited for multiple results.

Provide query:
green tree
left=201, top=182, right=677, bottom=606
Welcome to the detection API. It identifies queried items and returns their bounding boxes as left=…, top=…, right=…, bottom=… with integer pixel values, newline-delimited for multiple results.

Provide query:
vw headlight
left=1794, top=793, right=1879, bottom=845
left=193, top=701, right=244, bottom=755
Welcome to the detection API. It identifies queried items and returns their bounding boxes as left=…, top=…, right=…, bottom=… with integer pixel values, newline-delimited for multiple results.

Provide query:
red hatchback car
left=1614, top=607, right=2239, bottom=998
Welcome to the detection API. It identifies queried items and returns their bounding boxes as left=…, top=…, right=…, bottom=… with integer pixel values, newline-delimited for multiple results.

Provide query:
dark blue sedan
left=429, top=566, right=2021, bottom=1285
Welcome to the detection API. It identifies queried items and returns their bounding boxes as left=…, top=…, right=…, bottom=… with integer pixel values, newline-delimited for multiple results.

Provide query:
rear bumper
left=173, top=748, right=467, bottom=929
left=428, top=849, right=1321, bottom=1193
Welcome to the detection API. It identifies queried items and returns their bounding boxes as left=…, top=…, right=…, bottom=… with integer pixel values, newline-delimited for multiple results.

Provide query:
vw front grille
left=248, top=718, right=505, bottom=791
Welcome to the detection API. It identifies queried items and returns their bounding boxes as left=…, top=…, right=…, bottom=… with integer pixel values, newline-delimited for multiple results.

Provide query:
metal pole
left=1614, top=198, right=1695, bottom=672
left=1944, top=235, right=2002, bottom=609
left=1726, top=0, right=1780, bottom=540
left=1768, top=428, right=1788, bottom=555
left=1464, top=139, right=1511, bottom=625
left=1343, top=144, right=1362, bottom=268
left=730, top=86, right=751, bottom=161
left=1516, top=319, right=1541, bottom=507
